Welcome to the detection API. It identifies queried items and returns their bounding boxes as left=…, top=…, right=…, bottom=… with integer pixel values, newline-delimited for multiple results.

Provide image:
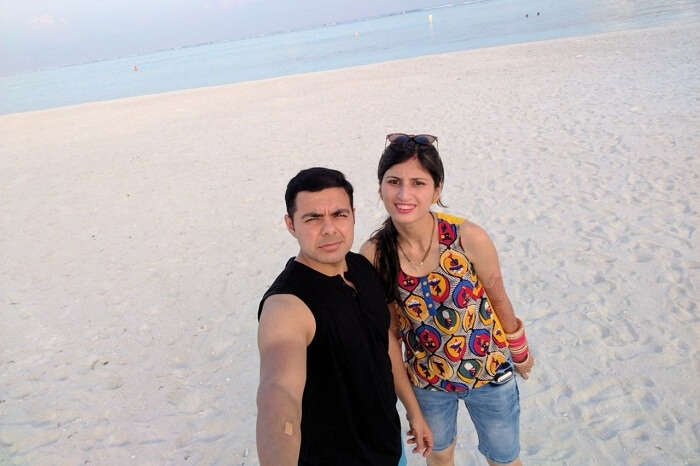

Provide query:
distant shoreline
left=2, top=0, right=698, bottom=115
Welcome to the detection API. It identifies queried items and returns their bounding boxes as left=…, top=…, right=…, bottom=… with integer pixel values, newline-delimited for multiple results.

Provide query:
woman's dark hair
left=285, top=167, right=354, bottom=217
left=369, top=138, right=445, bottom=303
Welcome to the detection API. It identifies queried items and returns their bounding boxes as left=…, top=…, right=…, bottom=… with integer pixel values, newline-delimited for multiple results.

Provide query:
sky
left=1, top=0, right=449, bottom=76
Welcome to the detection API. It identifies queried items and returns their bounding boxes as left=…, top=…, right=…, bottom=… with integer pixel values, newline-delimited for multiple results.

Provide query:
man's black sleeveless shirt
left=258, top=252, right=401, bottom=465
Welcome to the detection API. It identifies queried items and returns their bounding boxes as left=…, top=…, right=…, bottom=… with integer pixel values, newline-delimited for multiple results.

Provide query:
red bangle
left=513, top=352, right=534, bottom=371
left=509, top=344, right=529, bottom=363
left=505, top=318, right=529, bottom=363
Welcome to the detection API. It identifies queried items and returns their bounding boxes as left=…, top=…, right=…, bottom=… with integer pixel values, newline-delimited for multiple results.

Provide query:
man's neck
left=295, top=253, right=348, bottom=277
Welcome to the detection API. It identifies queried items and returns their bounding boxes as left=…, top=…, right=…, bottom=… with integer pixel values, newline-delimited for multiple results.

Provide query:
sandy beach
left=1, top=21, right=699, bottom=465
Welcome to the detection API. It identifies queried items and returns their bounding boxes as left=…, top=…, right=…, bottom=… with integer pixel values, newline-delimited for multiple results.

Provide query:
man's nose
left=320, top=216, right=338, bottom=234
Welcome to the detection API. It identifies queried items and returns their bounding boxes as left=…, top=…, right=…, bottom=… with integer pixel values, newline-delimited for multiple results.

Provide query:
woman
left=360, top=133, right=534, bottom=466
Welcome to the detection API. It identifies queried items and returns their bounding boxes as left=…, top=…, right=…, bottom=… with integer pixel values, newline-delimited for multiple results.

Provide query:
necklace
left=397, top=212, right=436, bottom=267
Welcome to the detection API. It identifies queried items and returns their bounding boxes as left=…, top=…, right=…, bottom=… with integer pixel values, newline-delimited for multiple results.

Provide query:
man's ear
left=284, top=214, right=296, bottom=237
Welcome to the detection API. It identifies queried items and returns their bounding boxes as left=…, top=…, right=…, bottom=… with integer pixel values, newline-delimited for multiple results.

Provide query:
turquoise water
left=1, top=0, right=698, bottom=115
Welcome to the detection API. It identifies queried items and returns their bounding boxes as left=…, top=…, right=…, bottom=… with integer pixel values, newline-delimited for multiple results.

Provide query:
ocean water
left=1, top=0, right=699, bottom=115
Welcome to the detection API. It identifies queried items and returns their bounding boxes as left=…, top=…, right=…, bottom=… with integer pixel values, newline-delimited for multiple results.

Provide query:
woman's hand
left=513, top=353, right=535, bottom=379
left=406, top=412, right=434, bottom=457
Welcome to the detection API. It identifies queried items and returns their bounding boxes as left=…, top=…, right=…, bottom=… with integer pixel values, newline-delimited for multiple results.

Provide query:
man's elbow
left=257, top=380, right=302, bottom=416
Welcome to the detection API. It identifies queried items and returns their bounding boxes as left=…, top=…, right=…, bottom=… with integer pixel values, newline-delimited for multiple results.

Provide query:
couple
left=257, top=134, right=535, bottom=466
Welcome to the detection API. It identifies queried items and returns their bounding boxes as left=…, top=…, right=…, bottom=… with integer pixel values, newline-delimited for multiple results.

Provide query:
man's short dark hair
left=285, top=167, right=354, bottom=217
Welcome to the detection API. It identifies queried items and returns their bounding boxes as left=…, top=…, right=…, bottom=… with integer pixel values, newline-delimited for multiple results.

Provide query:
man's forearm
left=256, top=383, right=302, bottom=466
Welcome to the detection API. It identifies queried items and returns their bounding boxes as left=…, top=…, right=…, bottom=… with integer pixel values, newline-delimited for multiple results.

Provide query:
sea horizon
left=1, top=2, right=464, bottom=80
left=2, top=0, right=698, bottom=115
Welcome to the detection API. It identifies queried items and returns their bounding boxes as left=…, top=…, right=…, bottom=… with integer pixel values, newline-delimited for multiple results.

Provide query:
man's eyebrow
left=386, top=175, right=429, bottom=180
left=300, top=208, right=350, bottom=219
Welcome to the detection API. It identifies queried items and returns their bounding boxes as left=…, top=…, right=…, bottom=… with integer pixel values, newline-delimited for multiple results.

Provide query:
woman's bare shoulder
left=458, top=219, right=493, bottom=252
left=359, top=239, right=378, bottom=266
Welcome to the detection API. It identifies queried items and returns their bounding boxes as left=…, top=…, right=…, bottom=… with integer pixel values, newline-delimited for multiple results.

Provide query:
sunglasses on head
left=385, top=133, right=438, bottom=149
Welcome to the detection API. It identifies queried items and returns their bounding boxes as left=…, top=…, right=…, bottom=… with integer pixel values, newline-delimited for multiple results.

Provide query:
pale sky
left=1, top=0, right=447, bottom=76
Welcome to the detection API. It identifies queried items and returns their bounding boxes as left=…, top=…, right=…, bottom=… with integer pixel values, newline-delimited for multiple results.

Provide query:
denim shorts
left=412, top=377, right=520, bottom=463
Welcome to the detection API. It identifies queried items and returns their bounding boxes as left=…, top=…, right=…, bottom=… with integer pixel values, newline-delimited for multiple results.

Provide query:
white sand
left=1, top=22, right=699, bottom=465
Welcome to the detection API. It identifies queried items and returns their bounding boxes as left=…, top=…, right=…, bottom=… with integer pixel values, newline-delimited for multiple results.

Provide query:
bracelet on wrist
left=506, top=317, right=530, bottom=363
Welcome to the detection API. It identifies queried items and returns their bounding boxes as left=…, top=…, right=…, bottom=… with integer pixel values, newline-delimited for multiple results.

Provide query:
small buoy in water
left=133, top=65, right=139, bottom=72
left=537, top=12, right=540, bottom=16
left=428, top=14, right=433, bottom=23
left=525, top=13, right=528, bottom=18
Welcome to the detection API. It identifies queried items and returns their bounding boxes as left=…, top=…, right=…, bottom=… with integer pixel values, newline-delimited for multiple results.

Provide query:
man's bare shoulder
left=259, top=294, right=316, bottom=346
left=262, top=293, right=306, bottom=311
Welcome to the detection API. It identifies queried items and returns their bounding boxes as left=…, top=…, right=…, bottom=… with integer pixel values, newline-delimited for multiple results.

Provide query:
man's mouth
left=319, top=240, right=342, bottom=250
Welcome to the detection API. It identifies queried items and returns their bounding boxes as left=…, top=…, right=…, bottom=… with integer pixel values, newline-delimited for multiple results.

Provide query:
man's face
left=285, top=187, right=355, bottom=274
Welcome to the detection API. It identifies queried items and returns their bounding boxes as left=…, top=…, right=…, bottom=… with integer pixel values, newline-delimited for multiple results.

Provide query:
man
left=256, top=167, right=432, bottom=465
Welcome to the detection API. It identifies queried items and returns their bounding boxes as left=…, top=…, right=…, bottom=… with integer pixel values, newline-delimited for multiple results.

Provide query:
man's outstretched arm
left=256, top=294, right=315, bottom=466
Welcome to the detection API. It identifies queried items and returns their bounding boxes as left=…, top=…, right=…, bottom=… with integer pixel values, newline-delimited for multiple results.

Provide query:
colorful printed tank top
left=397, top=212, right=511, bottom=392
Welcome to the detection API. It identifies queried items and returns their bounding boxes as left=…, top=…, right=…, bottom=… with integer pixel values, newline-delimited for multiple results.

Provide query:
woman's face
left=379, top=156, right=441, bottom=224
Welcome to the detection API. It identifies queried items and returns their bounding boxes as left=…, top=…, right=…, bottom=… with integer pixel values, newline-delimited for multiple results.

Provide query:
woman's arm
left=387, top=304, right=433, bottom=457
left=459, top=221, right=534, bottom=378
left=360, top=240, right=433, bottom=456
left=459, top=221, right=518, bottom=332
